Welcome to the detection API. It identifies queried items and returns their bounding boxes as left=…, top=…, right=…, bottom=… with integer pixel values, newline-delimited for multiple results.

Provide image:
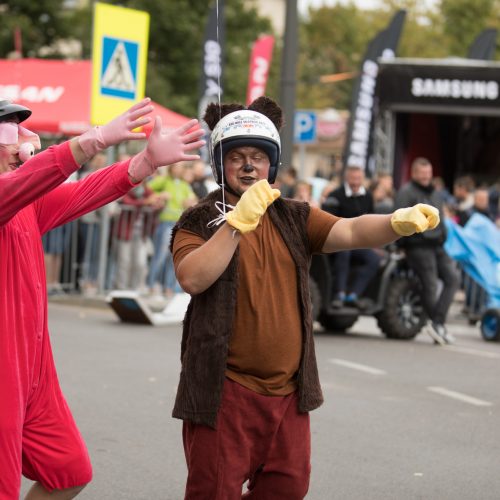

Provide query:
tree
left=297, top=4, right=391, bottom=110
left=297, top=0, right=454, bottom=111
left=0, top=0, right=73, bottom=58
left=1, top=0, right=275, bottom=117
left=440, top=0, right=498, bottom=56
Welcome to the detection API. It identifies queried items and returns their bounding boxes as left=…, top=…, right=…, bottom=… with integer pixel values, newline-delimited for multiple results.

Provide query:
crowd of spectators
left=42, top=158, right=217, bottom=298
left=42, top=157, right=500, bottom=300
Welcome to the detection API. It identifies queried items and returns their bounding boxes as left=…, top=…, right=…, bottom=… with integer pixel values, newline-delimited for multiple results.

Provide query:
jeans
left=405, top=245, right=460, bottom=324
left=332, top=248, right=381, bottom=296
left=147, top=221, right=178, bottom=291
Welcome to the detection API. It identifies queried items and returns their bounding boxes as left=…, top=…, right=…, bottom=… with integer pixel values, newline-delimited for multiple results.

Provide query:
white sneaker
left=442, top=330, right=456, bottom=344
left=425, top=322, right=446, bottom=345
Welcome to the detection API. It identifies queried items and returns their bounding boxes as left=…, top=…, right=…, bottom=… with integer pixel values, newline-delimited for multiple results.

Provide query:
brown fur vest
left=170, top=189, right=323, bottom=428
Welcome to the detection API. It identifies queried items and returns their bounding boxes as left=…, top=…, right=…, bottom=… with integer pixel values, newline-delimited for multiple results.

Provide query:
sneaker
left=348, top=297, right=371, bottom=311
left=331, top=299, right=344, bottom=309
left=434, top=322, right=455, bottom=344
left=442, top=330, right=456, bottom=345
left=425, top=322, right=446, bottom=345
left=331, top=292, right=345, bottom=309
left=344, top=293, right=360, bottom=309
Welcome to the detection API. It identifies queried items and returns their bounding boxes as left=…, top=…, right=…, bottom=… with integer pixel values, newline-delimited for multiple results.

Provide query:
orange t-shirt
left=172, top=206, right=339, bottom=396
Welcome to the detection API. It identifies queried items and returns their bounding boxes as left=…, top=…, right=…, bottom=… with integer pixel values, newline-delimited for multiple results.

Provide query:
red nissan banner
left=246, top=35, right=274, bottom=106
left=0, top=58, right=191, bottom=136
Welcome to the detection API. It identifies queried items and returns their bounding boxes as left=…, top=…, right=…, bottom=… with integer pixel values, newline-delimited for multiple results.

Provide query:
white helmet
left=209, top=109, right=281, bottom=185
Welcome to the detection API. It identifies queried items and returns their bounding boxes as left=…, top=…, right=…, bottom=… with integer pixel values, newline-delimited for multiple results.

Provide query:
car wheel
left=376, top=277, right=426, bottom=339
left=481, top=309, right=500, bottom=341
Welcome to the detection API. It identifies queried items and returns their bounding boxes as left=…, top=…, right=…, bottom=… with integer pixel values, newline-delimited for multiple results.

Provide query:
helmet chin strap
left=221, top=175, right=241, bottom=198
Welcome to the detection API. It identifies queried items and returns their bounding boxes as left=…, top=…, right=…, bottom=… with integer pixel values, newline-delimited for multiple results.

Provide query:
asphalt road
left=21, top=302, right=500, bottom=499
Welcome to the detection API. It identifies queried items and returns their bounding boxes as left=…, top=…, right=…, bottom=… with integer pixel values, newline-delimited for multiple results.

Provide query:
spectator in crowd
left=488, top=179, right=500, bottom=222
left=395, top=157, right=460, bottom=344
left=319, top=173, right=339, bottom=205
left=147, top=162, right=197, bottom=297
left=470, top=187, right=495, bottom=222
left=0, top=97, right=204, bottom=500
left=77, top=153, right=107, bottom=294
left=322, top=165, right=381, bottom=309
left=293, top=180, right=318, bottom=207
left=42, top=216, right=73, bottom=295
left=277, top=166, right=298, bottom=198
left=113, top=182, right=163, bottom=290
left=170, top=96, right=439, bottom=498
left=452, top=175, right=475, bottom=226
left=432, top=176, right=454, bottom=206
left=190, top=159, right=210, bottom=199
left=370, top=173, right=395, bottom=214
left=42, top=147, right=83, bottom=295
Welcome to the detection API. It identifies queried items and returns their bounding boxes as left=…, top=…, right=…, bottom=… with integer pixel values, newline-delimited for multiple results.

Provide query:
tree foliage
left=2, top=0, right=500, bottom=115
left=440, top=0, right=498, bottom=56
left=297, top=0, right=500, bottom=110
left=70, top=0, right=274, bottom=116
left=0, top=0, right=72, bottom=58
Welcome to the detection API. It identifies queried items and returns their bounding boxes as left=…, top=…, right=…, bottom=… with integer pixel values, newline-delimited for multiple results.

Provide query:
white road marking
left=443, top=345, right=500, bottom=359
left=329, top=358, right=387, bottom=375
left=427, top=386, right=493, bottom=407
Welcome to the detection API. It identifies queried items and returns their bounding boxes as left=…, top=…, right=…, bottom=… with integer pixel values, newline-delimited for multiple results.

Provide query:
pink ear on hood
left=18, top=125, right=41, bottom=149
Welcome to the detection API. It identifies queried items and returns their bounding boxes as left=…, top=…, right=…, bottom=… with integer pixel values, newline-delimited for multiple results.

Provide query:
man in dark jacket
left=170, top=97, right=441, bottom=499
left=322, top=165, right=381, bottom=308
left=395, top=157, right=460, bottom=344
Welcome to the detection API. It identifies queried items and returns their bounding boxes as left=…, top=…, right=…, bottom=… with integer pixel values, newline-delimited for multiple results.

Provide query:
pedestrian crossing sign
left=101, top=37, right=138, bottom=100
left=91, top=2, right=149, bottom=125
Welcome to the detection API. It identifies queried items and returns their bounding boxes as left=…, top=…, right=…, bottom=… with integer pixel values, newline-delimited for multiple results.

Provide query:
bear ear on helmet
left=204, top=96, right=284, bottom=187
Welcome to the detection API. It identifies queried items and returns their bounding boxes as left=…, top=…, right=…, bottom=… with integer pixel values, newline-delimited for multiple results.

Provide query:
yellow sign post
left=91, top=2, right=150, bottom=125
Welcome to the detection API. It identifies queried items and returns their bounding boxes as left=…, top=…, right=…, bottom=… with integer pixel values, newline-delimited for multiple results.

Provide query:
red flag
left=246, top=35, right=274, bottom=105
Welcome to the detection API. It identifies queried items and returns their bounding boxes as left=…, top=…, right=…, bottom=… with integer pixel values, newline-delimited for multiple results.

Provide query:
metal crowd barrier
left=43, top=203, right=158, bottom=296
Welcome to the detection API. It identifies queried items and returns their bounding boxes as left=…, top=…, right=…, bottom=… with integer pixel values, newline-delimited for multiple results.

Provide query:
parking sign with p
left=294, top=110, right=317, bottom=144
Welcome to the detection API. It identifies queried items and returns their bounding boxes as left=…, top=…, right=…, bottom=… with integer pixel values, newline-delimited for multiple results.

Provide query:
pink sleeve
left=36, top=160, right=135, bottom=235
left=0, top=141, right=79, bottom=227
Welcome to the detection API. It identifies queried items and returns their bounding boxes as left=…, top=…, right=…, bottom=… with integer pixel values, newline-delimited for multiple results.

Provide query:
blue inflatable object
left=445, top=213, right=500, bottom=309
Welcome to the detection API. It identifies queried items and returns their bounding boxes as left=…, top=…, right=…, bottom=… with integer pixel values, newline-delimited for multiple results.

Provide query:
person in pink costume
left=0, top=98, right=204, bottom=500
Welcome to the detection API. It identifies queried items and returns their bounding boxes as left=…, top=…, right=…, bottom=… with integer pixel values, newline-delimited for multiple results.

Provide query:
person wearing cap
left=170, top=96, right=441, bottom=498
left=0, top=98, right=204, bottom=500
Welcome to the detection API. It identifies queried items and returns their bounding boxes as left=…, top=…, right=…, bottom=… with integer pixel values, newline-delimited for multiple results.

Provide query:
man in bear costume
left=170, top=96, right=439, bottom=498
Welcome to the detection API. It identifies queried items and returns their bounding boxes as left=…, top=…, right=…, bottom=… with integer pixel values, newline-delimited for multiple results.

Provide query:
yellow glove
left=391, top=203, right=440, bottom=237
left=226, top=179, right=281, bottom=233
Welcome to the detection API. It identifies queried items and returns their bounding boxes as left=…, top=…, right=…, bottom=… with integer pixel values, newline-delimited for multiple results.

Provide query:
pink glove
left=78, top=98, right=154, bottom=158
left=128, top=117, right=206, bottom=183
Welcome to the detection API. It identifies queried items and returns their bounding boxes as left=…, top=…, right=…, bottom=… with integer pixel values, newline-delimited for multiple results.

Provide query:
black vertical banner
left=467, top=29, right=497, bottom=60
left=342, top=10, right=406, bottom=174
left=199, top=1, right=225, bottom=162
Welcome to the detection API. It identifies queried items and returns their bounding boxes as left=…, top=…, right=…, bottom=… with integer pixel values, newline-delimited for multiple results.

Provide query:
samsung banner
left=377, top=60, right=500, bottom=112
left=343, top=10, right=406, bottom=173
